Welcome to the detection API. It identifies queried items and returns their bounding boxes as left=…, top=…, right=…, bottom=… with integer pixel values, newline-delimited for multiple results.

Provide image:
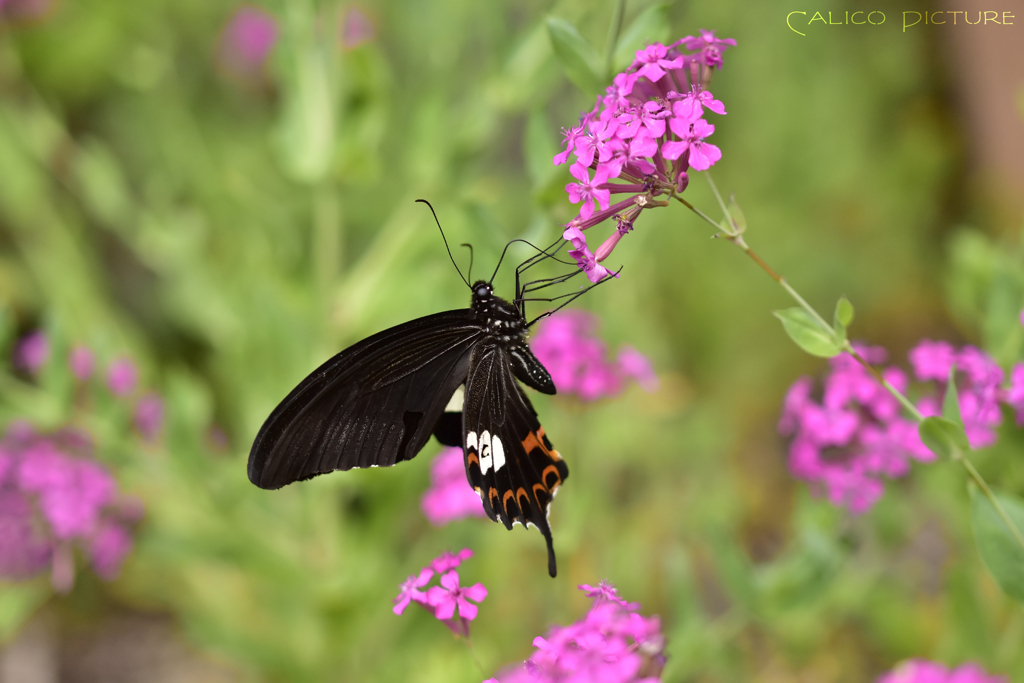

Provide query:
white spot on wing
left=492, top=435, right=505, bottom=472
left=479, top=430, right=492, bottom=475
left=467, top=431, right=478, bottom=453
left=444, top=386, right=465, bottom=413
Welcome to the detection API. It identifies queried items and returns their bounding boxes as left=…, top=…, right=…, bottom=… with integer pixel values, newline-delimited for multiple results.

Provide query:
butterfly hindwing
left=249, top=310, right=484, bottom=489
left=462, top=341, right=569, bottom=577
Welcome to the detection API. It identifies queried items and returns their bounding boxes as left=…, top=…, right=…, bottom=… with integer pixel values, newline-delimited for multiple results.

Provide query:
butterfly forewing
left=249, top=310, right=484, bottom=489
left=462, top=342, right=569, bottom=578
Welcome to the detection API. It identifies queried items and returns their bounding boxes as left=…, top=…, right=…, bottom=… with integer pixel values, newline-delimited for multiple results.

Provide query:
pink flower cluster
left=17, top=334, right=165, bottom=442
left=877, top=659, right=1007, bottom=683
left=0, top=422, right=142, bottom=592
left=491, top=582, right=665, bottom=682
left=780, top=341, right=1024, bottom=513
left=393, top=548, right=487, bottom=638
left=554, top=31, right=735, bottom=282
left=420, top=447, right=487, bottom=526
left=530, top=311, right=658, bottom=401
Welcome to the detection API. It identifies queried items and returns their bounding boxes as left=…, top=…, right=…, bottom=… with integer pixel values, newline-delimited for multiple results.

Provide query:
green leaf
left=942, top=367, right=964, bottom=426
left=773, top=308, right=841, bottom=358
left=546, top=17, right=605, bottom=94
left=0, top=582, right=49, bottom=641
left=918, top=416, right=969, bottom=459
left=971, top=488, right=1024, bottom=603
left=726, top=194, right=747, bottom=234
left=611, top=4, right=670, bottom=72
left=834, top=296, right=854, bottom=327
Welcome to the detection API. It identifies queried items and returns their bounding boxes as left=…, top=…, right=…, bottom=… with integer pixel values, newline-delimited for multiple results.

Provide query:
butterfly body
left=249, top=280, right=568, bottom=576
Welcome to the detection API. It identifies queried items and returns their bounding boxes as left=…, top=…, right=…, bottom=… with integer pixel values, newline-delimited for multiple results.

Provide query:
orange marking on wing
left=488, top=487, right=499, bottom=505
left=532, top=483, right=548, bottom=508
left=522, top=426, right=562, bottom=461
left=502, top=490, right=515, bottom=516
left=516, top=487, right=532, bottom=515
left=542, top=464, right=562, bottom=490
left=467, top=452, right=479, bottom=466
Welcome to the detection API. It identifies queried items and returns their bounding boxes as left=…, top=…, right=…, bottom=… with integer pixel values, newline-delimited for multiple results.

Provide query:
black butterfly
left=248, top=214, right=597, bottom=577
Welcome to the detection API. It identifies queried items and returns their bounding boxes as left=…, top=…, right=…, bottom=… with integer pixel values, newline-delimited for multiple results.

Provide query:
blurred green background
left=2, top=0, right=1023, bottom=681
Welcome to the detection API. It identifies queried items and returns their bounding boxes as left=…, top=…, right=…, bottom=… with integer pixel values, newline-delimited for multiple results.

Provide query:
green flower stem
left=314, top=181, right=342, bottom=310
left=673, top=192, right=1024, bottom=554
left=603, top=0, right=626, bottom=77
left=960, top=451, right=1024, bottom=551
left=463, top=636, right=485, bottom=677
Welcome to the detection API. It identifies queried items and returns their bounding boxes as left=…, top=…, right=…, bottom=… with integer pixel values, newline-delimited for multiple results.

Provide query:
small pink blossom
left=909, top=340, right=957, bottom=381
left=427, top=570, right=488, bottom=621
left=106, top=357, right=139, bottom=397
left=877, top=659, right=1007, bottom=683
left=68, top=345, right=95, bottom=381
left=661, top=118, right=722, bottom=171
left=554, top=122, right=587, bottom=166
left=579, top=581, right=640, bottom=610
left=393, top=567, right=434, bottom=615
left=568, top=243, right=616, bottom=283
left=133, top=393, right=165, bottom=442
left=677, top=29, right=737, bottom=68
left=89, top=522, right=134, bottom=579
left=340, top=6, right=374, bottom=50
left=631, top=43, right=684, bottom=83
left=429, top=547, right=473, bottom=574
left=219, top=6, right=278, bottom=76
left=565, top=163, right=612, bottom=221
left=1002, top=363, right=1024, bottom=424
left=14, top=330, right=49, bottom=374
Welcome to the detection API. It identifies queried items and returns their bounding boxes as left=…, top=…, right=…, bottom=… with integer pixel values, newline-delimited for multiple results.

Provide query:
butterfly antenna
left=461, top=243, right=474, bottom=282
left=416, top=199, right=470, bottom=288
left=516, top=236, right=569, bottom=280
left=526, top=266, right=622, bottom=328
left=492, top=237, right=569, bottom=286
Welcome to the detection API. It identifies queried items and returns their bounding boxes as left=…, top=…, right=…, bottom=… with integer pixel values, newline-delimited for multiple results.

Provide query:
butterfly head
left=472, top=280, right=493, bottom=302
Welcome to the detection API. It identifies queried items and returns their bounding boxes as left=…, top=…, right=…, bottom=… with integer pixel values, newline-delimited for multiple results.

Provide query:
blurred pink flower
left=909, top=340, right=957, bottom=382
left=219, top=6, right=278, bottom=76
left=430, top=547, right=473, bottom=574
left=0, top=423, right=140, bottom=591
left=133, top=392, right=165, bottom=441
left=89, top=522, right=134, bottom=579
left=1003, top=364, right=1024, bottom=425
left=340, top=6, right=375, bottom=49
left=0, top=489, right=53, bottom=578
left=14, top=330, right=49, bottom=374
left=68, top=345, right=95, bottom=381
left=877, top=659, right=1006, bottom=683
left=781, top=340, right=1021, bottom=514
left=421, top=447, right=486, bottom=525
left=530, top=311, right=657, bottom=401
left=0, top=0, right=53, bottom=23
left=106, top=356, right=139, bottom=396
